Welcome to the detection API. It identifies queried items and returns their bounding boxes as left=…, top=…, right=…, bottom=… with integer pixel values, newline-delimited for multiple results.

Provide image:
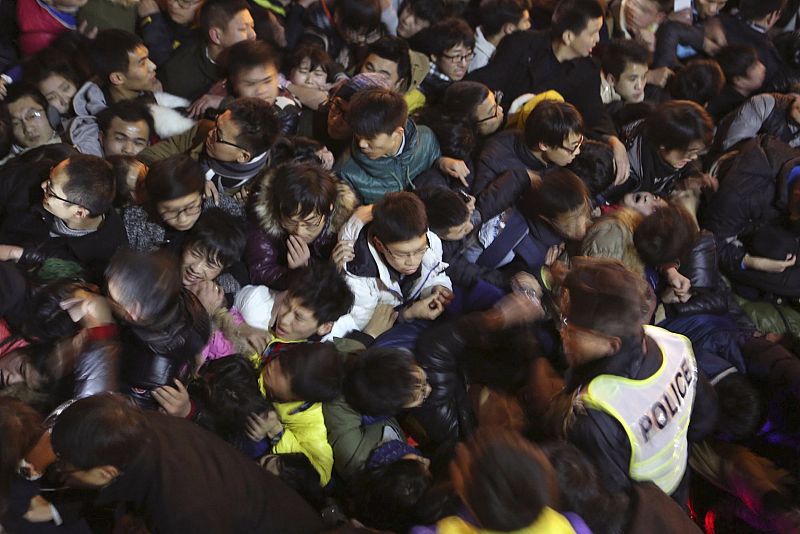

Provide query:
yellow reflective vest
left=581, top=325, right=698, bottom=495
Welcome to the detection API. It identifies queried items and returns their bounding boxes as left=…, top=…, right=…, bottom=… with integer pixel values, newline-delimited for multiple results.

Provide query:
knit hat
left=331, top=73, right=392, bottom=102
left=366, top=440, right=423, bottom=471
left=561, top=257, right=654, bottom=338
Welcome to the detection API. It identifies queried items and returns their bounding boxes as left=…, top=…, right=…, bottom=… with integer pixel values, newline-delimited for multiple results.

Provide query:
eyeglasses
left=384, top=243, right=429, bottom=261
left=282, top=213, right=324, bottom=232
left=211, top=120, right=247, bottom=152
left=442, top=51, right=475, bottom=64
left=44, top=179, right=80, bottom=207
left=11, top=109, right=45, bottom=128
left=477, top=91, right=504, bottom=124
left=561, top=135, right=584, bottom=155
left=159, top=197, right=204, bottom=221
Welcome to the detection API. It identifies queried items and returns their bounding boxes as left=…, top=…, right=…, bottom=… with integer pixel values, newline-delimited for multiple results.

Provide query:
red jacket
left=16, top=0, right=76, bottom=57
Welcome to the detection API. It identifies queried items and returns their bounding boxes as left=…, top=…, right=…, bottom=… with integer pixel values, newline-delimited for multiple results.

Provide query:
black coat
left=473, top=130, right=546, bottom=196
left=95, top=412, right=325, bottom=533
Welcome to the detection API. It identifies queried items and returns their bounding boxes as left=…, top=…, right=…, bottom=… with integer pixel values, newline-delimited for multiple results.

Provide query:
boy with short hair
left=601, top=39, right=652, bottom=105
left=707, top=45, right=766, bottom=120
left=71, top=99, right=154, bottom=158
left=469, top=0, right=531, bottom=72
left=0, top=154, right=126, bottom=281
left=335, top=88, right=446, bottom=204
left=331, top=192, right=453, bottom=340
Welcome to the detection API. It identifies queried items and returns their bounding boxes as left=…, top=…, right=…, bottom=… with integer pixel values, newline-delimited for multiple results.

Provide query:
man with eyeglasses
left=0, top=83, right=61, bottom=165
left=0, top=155, right=127, bottom=283
left=417, top=18, right=476, bottom=106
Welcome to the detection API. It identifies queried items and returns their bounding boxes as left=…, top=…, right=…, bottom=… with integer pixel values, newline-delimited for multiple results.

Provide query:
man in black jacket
left=50, top=394, right=325, bottom=533
left=468, top=0, right=630, bottom=184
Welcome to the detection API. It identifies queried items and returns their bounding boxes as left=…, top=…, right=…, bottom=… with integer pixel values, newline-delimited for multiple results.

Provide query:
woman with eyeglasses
left=122, top=154, right=244, bottom=256
left=247, top=162, right=358, bottom=289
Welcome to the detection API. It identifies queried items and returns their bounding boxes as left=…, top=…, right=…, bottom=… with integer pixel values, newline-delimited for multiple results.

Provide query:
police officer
left=562, top=257, right=718, bottom=503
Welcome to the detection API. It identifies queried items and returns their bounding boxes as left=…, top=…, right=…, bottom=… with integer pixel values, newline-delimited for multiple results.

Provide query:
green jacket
left=78, top=0, right=136, bottom=33
left=137, top=120, right=211, bottom=165
left=335, top=119, right=441, bottom=204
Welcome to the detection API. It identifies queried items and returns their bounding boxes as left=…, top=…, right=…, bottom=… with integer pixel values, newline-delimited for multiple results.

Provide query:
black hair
left=715, top=45, right=760, bottom=81
left=411, top=17, right=475, bottom=57
left=0, top=398, right=44, bottom=515
left=346, top=88, right=408, bottom=138
left=23, top=48, right=84, bottom=91
left=343, top=348, right=419, bottom=416
left=458, top=430, right=557, bottom=531
left=183, top=207, right=246, bottom=269
left=414, top=81, right=490, bottom=158
left=738, top=0, right=786, bottom=22
left=347, top=459, right=434, bottom=532
left=270, top=453, right=325, bottom=509
left=541, top=441, right=629, bottom=534
left=370, top=192, right=428, bottom=245
left=332, top=0, right=383, bottom=34
left=399, top=0, right=447, bottom=27
left=520, top=167, right=589, bottom=220
left=524, top=100, right=584, bottom=151
left=774, top=31, right=800, bottom=69
left=285, top=44, right=333, bottom=77
left=105, top=249, right=182, bottom=321
left=714, top=372, right=763, bottom=441
left=51, top=394, right=151, bottom=470
left=363, top=37, right=412, bottom=90
left=107, top=155, right=147, bottom=207
left=188, top=354, right=271, bottom=438
left=285, top=262, right=355, bottom=324
left=96, top=99, right=154, bottom=136
left=269, top=136, right=327, bottom=167
left=668, top=59, right=725, bottom=106
left=479, top=0, right=528, bottom=37
left=89, top=29, right=144, bottom=87
left=566, top=139, right=615, bottom=197
left=632, top=204, right=697, bottom=266
left=265, top=163, right=338, bottom=224
left=144, top=154, right=204, bottom=213
left=278, top=342, right=344, bottom=402
left=417, top=187, right=470, bottom=236
left=20, top=279, right=89, bottom=345
left=601, top=38, right=651, bottom=79
left=227, top=97, right=280, bottom=156
left=60, top=154, right=115, bottom=216
left=643, top=100, right=714, bottom=152
left=200, top=0, right=250, bottom=36
left=223, top=39, right=280, bottom=86
left=2, top=83, right=49, bottom=115
left=551, top=0, right=604, bottom=42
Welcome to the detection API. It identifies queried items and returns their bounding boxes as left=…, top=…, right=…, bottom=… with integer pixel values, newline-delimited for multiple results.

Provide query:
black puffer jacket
left=700, top=135, right=800, bottom=274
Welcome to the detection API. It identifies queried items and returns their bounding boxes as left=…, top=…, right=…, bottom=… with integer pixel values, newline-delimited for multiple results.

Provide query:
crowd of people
left=4, top=0, right=800, bottom=531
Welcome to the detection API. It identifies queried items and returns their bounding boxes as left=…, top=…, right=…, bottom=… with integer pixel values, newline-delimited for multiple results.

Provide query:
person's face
left=404, top=365, right=432, bottom=408
left=7, top=96, right=54, bottom=149
left=442, top=215, right=474, bottom=241
left=166, top=0, right=202, bottom=25
left=622, top=191, right=666, bottom=216
left=233, top=63, right=279, bottom=105
left=41, top=160, right=82, bottom=220
left=612, top=62, right=648, bottom=103
left=696, top=0, right=727, bottom=19
left=734, top=60, right=766, bottom=95
left=515, top=10, right=532, bottom=31
left=38, top=73, right=77, bottom=116
left=181, top=246, right=223, bottom=286
left=659, top=140, right=706, bottom=169
left=545, top=200, right=592, bottom=241
left=118, top=46, right=157, bottom=93
left=205, top=110, right=248, bottom=162
left=281, top=210, right=327, bottom=243
left=474, top=90, right=504, bottom=136
left=565, top=16, right=603, bottom=58
left=101, top=117, right=150, bottom=156
left=327, top=96, right=351, bottom=140
left=261, top=357, right=295, bottom=402
left=289, top=58, right=328, bottom=90
left=374, top=233, right=428, bottom=275
left=361, top=54, right=402, bottom=90
left=260, top=454, right=283, bottom=476
left=625, top=0, right=664, bottom=32
left=435, top=43, right=473, bottom=81
left=0, top=351, right=44, bottom=389
left=397, top=6, right=429, bottom=39
left=356, top=129, right=403, bottom=160
left=216, top=9, right=256, bottom=48
left=274, top=296, right=324, bottom=341
left=541, top=131, right=583, bottom=166
left=156, top=191, right=203, bottom=231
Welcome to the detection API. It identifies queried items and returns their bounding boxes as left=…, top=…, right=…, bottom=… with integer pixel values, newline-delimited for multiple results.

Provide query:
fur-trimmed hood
left=250, top=167, right=359, bottom=240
